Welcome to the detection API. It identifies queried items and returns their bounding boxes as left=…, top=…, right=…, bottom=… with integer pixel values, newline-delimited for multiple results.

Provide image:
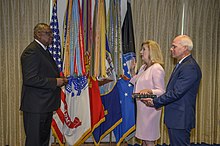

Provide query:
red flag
left=89, top=77, right=105, bottom=130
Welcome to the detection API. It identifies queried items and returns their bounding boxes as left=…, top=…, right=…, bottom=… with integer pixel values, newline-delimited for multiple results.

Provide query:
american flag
left=48, top=1, right=62, bottom=72
left=48, top=1, right=65, bottom=145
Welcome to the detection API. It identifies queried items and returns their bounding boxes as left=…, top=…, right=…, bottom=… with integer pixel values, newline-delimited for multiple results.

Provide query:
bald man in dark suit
left=142, top=35, right=202, bottom=146
left=20, top=23, right=68, bottom=146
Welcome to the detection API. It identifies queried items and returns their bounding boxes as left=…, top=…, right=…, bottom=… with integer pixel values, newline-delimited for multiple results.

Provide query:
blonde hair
left=141, top=40, right=164, bottom=65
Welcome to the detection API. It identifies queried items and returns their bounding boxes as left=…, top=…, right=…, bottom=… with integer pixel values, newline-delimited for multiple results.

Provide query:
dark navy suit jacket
left=20, top=40, right=61, bottom=113
left=153, top=55, right=202, bottom=129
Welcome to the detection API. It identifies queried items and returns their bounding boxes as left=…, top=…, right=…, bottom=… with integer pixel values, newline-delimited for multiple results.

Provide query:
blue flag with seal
left=92, top=83, right=122, bottom=145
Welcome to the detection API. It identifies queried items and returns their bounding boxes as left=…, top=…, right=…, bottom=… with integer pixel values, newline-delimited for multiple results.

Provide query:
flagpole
left=109, top=131, right=112, bottom=145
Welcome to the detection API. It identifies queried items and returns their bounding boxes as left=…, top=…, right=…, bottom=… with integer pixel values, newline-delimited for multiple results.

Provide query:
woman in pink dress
left=130, top=40, right=165, bottom=146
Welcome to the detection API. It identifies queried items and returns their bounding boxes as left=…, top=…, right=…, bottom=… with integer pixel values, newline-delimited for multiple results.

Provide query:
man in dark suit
left=20, top=23, right=68, bottom=146
left=143, top=35, right=202, bottom=146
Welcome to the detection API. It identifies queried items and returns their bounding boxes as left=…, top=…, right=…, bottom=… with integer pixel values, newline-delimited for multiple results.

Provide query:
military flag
left=61, top=0, right=91, bottom=145
left=93, top=82, right=122, bottom=145
left=50, top=0, right=91, bottom=145
left=81, top=0, right=106, bottom=141
left=113, top=0, right=136, bottom=145
left=91, top=1, right=122, bottom=144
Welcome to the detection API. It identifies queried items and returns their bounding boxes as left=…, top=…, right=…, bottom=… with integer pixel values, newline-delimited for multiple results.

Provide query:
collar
left=35, top=39, right=47, bottom=50
left=178, top=54, right=191, bottom=64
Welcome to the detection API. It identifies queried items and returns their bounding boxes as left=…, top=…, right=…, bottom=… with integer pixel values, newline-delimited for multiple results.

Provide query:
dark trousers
left=23, top=112, right=53, bottom=146
left=168, top=128, right=191, bottom=146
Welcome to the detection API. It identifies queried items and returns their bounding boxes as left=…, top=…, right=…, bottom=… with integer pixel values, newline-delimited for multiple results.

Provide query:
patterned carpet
left=127, top=144, right=220, bottom=146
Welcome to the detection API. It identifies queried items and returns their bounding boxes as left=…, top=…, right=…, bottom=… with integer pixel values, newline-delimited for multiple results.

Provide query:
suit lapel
left=33, top=41, right=60, bottom=73
left=167, top=55, right=192, bottom=87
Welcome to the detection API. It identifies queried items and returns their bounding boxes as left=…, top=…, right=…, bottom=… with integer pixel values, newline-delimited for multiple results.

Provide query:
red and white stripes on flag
left=48, top=1, right=65, bottom=145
